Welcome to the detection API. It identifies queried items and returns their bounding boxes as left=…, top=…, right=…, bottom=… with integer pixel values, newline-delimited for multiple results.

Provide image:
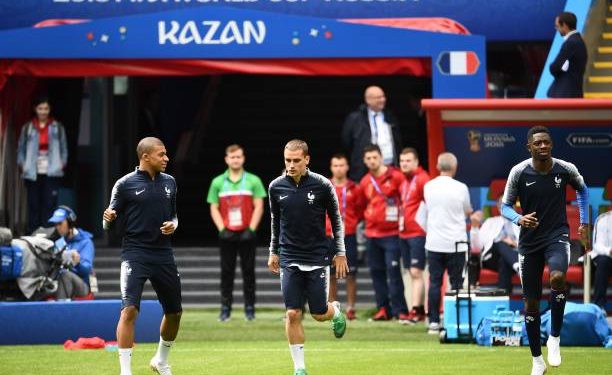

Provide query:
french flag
left=437, top=51, right=479, bottom=75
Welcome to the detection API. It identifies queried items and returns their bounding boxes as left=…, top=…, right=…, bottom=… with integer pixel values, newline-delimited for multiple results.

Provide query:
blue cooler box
left=443, top=289, right=509, bottom=342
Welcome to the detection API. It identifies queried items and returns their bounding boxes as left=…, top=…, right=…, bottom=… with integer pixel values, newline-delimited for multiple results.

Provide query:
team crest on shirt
left=165, top=185, right=172, bottom=198
left=554, top=175, right=562, bottom=188
left=307, top=191, right=315, bottom=205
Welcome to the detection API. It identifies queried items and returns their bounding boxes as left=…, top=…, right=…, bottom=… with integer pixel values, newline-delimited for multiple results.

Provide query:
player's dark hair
left=330, top=153, right=348, bottom=162
left=363, top=144, right=382, bottom=156
left=558, top=12, right=577, bottom=30
left=33, top=96, right=50, bottom=109
left=137, top=137, right=165, bottom=159
left=527, top=126, right=551, bottom=142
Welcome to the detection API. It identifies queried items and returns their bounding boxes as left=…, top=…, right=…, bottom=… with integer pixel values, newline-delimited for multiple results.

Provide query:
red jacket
left=360, top=167, right=405, bottom=238
left=399, top=166, right=430, bottom=239
left=326, top=179, right=366, bottom=237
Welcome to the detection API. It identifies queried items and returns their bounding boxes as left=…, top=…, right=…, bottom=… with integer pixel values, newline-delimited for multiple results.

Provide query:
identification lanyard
left=338, top=185, right=347, bottom=219
left=222, top=172, right=247, bottom=207
left=369, top=175, right=397, bottom=206
left=402, top=175, right=418, bottom=203
left=370, top=113, right=379, bottom=142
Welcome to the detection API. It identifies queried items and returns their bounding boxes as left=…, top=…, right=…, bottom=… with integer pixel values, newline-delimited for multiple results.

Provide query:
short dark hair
left=527, top=126, right=551, bottom=142
left=363, top=144, right=381, bottom=156
left=558, top=12, right=577, bottom=30
left=33, top=96, right=50, bottom=108
left=136, top=137, right=165, bottom=159
left=330, top=153, right=348, bottom=162
left=400, top=147, right=419, bottom=159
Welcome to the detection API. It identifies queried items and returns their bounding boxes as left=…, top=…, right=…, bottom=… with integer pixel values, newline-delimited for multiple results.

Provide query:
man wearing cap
left=48, top=205, right=95, bottom=299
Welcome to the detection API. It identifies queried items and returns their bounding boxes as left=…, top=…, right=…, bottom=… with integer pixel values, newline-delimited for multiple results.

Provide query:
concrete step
left=584, top=92, right=612, bottom=98
left=588, top=76, right=612, bottom=83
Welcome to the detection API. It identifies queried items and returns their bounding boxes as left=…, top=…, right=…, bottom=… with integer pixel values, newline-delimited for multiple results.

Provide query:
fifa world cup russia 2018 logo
left=467, top=130, right=482, bottom=152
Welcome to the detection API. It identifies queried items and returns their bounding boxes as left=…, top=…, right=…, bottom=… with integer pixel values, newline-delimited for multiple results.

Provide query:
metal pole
left=583, top=205, right=593, bottom=304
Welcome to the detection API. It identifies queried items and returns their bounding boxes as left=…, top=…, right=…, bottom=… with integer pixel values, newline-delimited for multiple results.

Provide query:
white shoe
left=150, top=357, right=173, bottom=375
left=427, top=322, right=441, bottom=334
left=546, top=336, right=561, bottom=367
left=531, top=355, right=547, bottom=375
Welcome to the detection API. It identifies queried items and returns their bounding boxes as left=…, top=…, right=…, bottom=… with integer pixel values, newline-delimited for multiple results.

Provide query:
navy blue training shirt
left=269, top=170, right=345, bottom=267
left=107, top=167, right=178, bottom=263
left=501, top=158, right=588, bottom=254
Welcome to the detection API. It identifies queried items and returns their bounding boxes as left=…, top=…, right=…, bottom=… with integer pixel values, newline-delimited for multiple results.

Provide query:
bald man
left=341, top=86, right=402, bottom=181
left=103, top=137, right=181, bottom=375
left=423, top=152, right=472, bottom=334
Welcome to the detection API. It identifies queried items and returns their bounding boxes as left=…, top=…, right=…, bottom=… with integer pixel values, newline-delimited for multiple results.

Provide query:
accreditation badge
left=228, top=206, right=243, bottom=227
left=385, top=199, right=399, bottom=222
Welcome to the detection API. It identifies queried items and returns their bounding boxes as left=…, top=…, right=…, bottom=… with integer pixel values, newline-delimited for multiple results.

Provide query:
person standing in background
left=342, top=86, right=402, bottom=181
left=326, top=153, right=366, bottom=320
left=207, top=144, right=267, bottom=322
left=547, top=11, right=587, bottom=98
left=423, top=152, right=473, bottom=334
left=17, top=97, right=68, bottom=234
left=360, top=144, right=409, bottom=323
left=398, top=148, right=429, bottom=324
left=591, top=210, right=611, bottom=310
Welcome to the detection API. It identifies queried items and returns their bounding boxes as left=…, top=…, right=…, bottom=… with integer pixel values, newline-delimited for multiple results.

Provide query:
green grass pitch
left=0, top=309, right=608, bottom=374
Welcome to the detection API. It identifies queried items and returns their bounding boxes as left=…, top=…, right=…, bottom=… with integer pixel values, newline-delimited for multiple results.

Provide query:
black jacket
left=341, top=104, right=402, bottom=181
left=547, top=32, right=587, bottom=98
left=268, top=170, right=345, bottom=267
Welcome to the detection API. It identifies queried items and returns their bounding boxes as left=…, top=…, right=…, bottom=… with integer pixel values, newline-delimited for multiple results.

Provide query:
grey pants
left=56, top=271, right=89, bottom=299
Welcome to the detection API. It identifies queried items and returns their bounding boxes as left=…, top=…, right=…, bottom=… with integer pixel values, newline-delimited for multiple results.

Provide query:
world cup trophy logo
left=467, top=130, right=482, bottom=152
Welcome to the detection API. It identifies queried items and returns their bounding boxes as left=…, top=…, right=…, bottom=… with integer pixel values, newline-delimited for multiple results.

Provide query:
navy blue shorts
left=120, top=260, right=182, bottom=314
left=399, top=236, right=426, bottom=270
left=519, top=239, right=570, bottom=300
left=280, top=265, right=329, bottom=315
left=328, top=234, right=358, bottom=274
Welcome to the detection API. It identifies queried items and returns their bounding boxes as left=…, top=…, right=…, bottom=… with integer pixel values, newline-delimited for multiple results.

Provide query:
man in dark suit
left=547, top=12, right=587, bottom=98
left=342, top=86, right=402, bottom=181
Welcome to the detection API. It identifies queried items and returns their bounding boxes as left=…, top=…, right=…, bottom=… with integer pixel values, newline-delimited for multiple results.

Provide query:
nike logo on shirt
left=279, top=195, right=288, bottom=200
left=135, top=189, right=145, bottom=195
left=526, top=181, right=536, bottom=186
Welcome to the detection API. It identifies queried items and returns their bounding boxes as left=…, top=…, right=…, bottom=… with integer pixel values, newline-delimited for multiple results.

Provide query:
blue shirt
left=269, top=170, right=345, bottom=267
left=107, top=168, right=178, bottom=263
left=502, top=158, right=588, bottom=254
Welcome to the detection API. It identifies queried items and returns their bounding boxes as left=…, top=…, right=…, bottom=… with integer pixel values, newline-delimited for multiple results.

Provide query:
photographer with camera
left=48, top=205, right=95, bottom=299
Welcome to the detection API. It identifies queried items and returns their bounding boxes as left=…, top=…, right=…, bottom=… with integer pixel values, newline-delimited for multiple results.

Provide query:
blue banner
left=445, top=126, right=612, bottom=187
left=0, top=0, right=564, bottom=41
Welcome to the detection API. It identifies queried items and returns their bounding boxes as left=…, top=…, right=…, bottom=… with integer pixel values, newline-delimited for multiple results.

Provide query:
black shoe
left=218, top=305, right=231, bottom=322
left=245, top=305, right=255, bottom=321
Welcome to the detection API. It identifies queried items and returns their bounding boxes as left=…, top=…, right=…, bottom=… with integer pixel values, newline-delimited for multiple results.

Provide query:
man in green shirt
left=207, top=144, right=267, bottom=321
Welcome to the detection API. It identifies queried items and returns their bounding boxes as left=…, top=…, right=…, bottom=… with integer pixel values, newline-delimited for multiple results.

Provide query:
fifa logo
left=554, top=176, right=562, bottom=189
left=165, top=186, right=172, bottom=198
left=307, top=191, right=315, bottom=205
left=467, top=130, right=481, bottom=152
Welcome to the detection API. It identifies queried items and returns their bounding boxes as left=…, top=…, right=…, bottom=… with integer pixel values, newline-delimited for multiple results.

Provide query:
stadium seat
left=566, top=204, right=581, bottom=241
left=487, top=178, right=507, bottom=200
left=605, top=178, right=612, bottom=200
left=478, top=265, right=583, bottom=288
left=565, top=185, right=577, bottom=202
left=73, top=292, right=95, bottom=301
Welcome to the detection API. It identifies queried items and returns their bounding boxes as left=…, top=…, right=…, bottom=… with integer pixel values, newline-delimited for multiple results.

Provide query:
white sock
left=155, top=337, right=174, bottom=365
left=512, top=262, right=520, bottom=274
left=289, top=344, right=305, bottom=370
left=332, top=303, right=341, bottom=319
left=118, top=348, right=132, bottom=375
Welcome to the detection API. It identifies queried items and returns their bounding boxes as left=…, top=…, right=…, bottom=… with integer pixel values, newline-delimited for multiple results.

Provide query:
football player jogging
left=325, top=154, right=366, bottom=320
left=501, top=126, right=588, bottom=375
left=268, top=140, right=348, bottom=375
left=103, top=137, right=182, bottom=375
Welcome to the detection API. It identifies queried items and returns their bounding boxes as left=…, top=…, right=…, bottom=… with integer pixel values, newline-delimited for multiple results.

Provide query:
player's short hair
left=33, top=96, right=51, bottom=108
left=330, top=153, right=348, bottom=162
left=225, top=144, right=244, bottom=155
left=363, top=144, right=382, bottom=156
left=285, top=139, right=309, bottom=156
left=136, top=137, right=165, bottom=159
left=400, top=147, right=419, bottom=159
left=437, top=152, right=457, bottom=172
left=558, top=12, right=577, bottom=30
left=527, top=126, right=551, bottom=142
